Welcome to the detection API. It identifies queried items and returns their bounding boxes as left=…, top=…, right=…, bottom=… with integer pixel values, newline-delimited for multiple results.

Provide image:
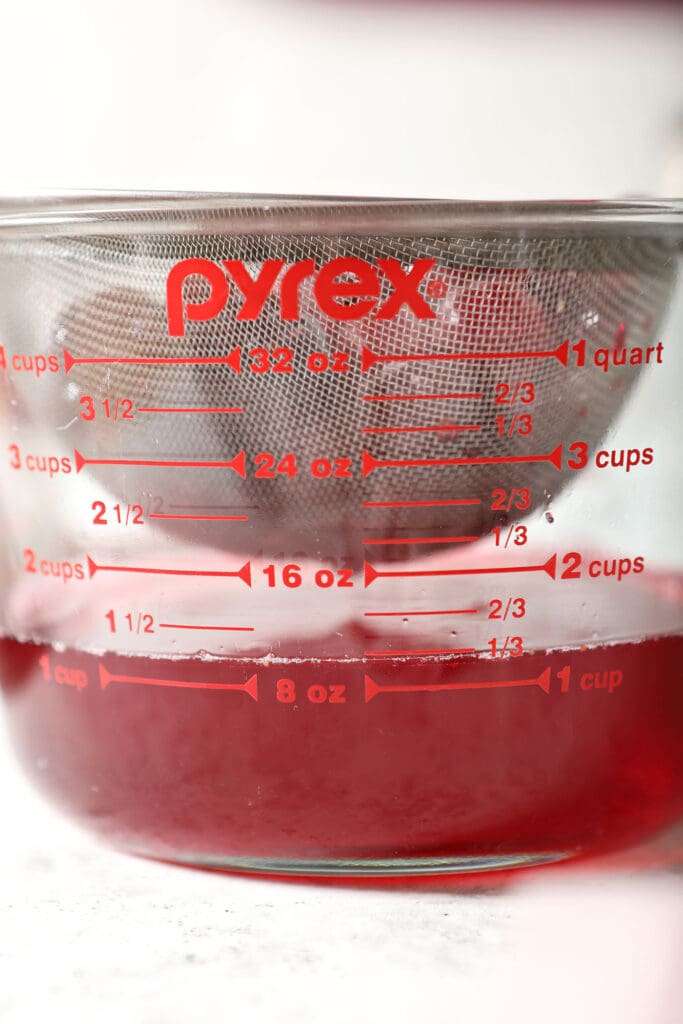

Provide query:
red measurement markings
left=363, top=535, right=478, bottom=546
left=361, top=423, right=481, bottom=436
left=86, top=555, right=252, bottom=585
left=495, top=413, right=533, bottom=438
left=149, top=513, right=249, bottom=523
left=137, top=405, right=243, bottom=415
left=63, top=347, right=242, bottom=375
left=362, top=444, right=563, bottom=477
left=364, top=554, right=557, bottom=586
left=168, top=503, right=259, bottom=512
left=361, top=338, right=569, bottom=372
left=491, top=488, right=531, bottom=513
left=365, top=646, right=477, bottom=658
left=489, top=636, right=524, bottom=658
left=158, top=623, right=254, bottom=632
left=489, top=597, right=526, bottom=621
left=364, top=667, right=551, bottom=702
left=363, top=391, right=484, bottom=403
left=364, top=608, right=478, bottom=617
left=98, top=663, right=258, bottom=699
left=491, top=524, right=527, bottom=549
left=74, top=449, right=247, bottom=478
left=79, top=396, right=135, bottom=423
left=363, top=497, right=481, bottom=509
left=494, top=381, right=536, bottom=405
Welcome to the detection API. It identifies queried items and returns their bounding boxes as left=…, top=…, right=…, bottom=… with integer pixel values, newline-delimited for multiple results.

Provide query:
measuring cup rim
left=0, top=193, right=681, bottom=239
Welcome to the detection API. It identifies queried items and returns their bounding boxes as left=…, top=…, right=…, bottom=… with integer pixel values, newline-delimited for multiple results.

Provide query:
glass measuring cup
left=0, top=194, right=681, bottom=877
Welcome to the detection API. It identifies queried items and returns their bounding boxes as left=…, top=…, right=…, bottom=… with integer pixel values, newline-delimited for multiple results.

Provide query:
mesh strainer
left=0, top=197, right=679, bottom=565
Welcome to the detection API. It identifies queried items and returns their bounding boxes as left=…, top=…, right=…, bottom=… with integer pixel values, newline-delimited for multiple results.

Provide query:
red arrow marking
left=87, top=555, right=251, bottom=585
left=99, top=663, right=258, bottom=700
left=362, top=444, right=563, bottom=477
left=365, top=667, right=551, bottom=702
left=74, top=449, right=247, bottom=478
left=364, top=553, right=556, bottom=586
left=63, top=347, right=242, bottom=374
left=361, top=339, right=569, bottom=372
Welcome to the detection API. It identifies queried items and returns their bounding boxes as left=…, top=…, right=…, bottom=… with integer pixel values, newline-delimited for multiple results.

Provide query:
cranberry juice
left=1, top=630, right=682, bottom=873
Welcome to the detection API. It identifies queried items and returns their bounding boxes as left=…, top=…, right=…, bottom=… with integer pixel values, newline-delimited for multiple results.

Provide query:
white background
left=0, top=0, right=682, bottom=199
left=1, top=2, right=682, bottom=1022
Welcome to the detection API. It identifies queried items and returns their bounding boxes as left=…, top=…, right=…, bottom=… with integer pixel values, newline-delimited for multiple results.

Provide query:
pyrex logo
left=166, top=256, right=437, bottom=337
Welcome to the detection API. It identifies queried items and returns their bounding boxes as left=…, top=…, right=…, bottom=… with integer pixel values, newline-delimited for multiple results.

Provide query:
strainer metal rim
left=0, top=193, right=681, bottom=239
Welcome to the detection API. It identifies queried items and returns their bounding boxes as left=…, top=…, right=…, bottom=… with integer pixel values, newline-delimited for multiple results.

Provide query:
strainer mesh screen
left=2, top=229, right=675, bottom=559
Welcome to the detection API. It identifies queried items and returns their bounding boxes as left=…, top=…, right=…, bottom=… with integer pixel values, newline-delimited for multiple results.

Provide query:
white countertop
left=0, top=718, right=503, bottom=1024
left=1, top=717, right=681, bottom=1024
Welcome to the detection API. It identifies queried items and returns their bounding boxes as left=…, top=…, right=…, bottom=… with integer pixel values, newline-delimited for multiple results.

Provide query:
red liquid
left=1, top=631, right=682, bottom=874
